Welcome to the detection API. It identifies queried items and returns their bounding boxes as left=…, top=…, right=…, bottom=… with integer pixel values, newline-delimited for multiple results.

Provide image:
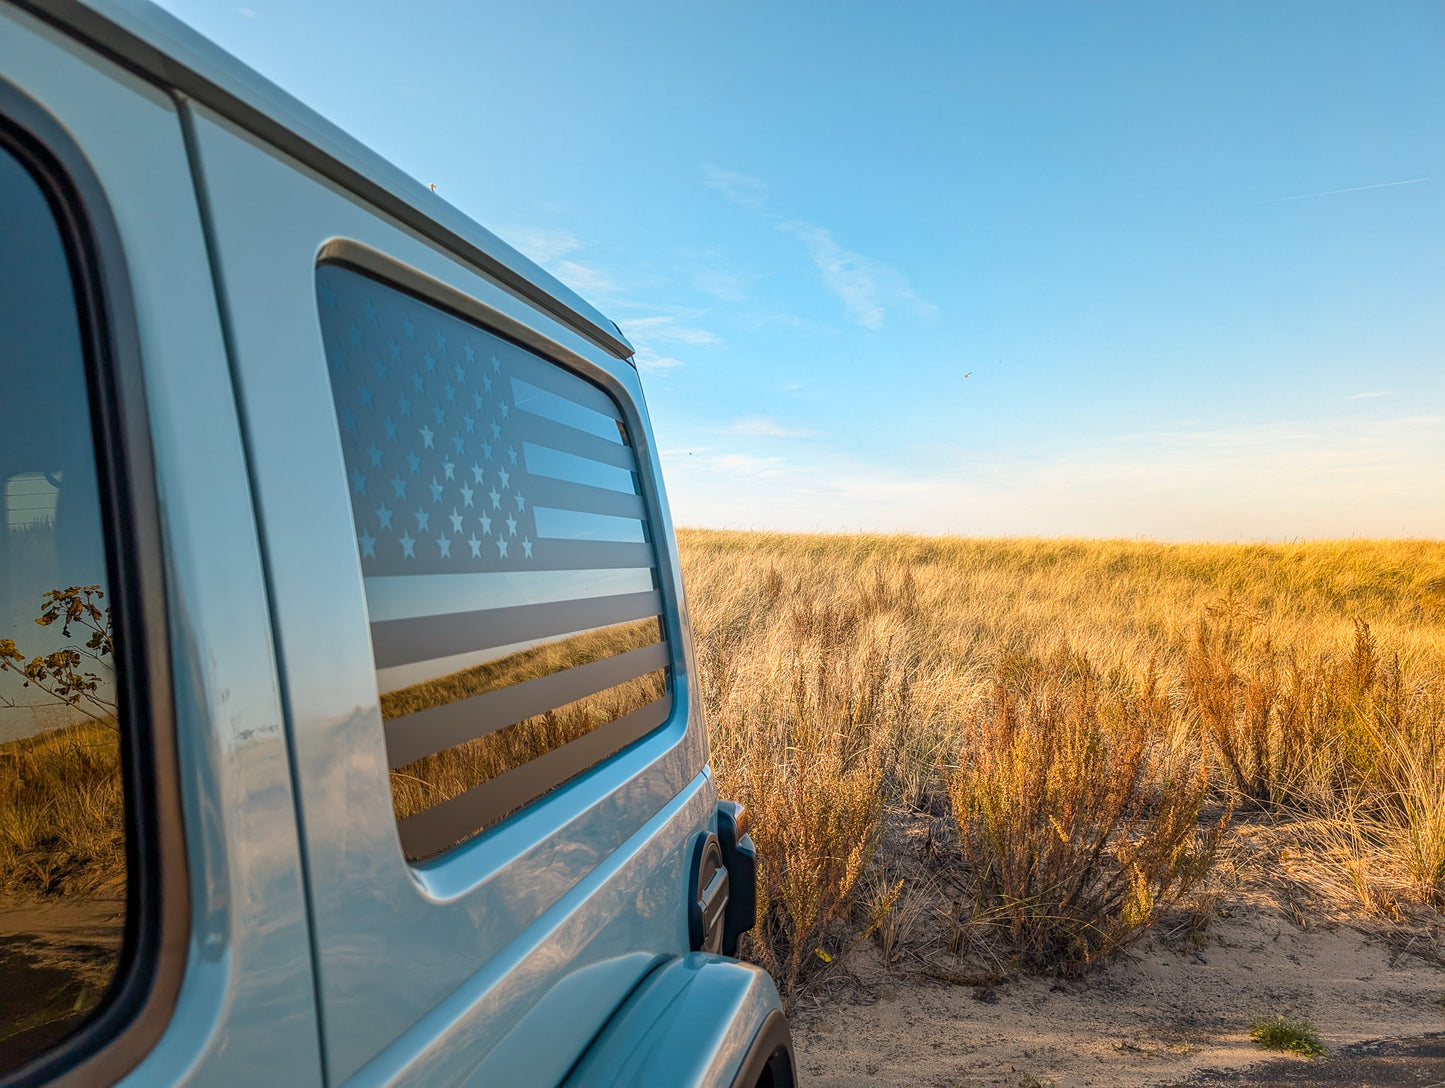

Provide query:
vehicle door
left=184, top=103, right=712, bottom=1086
left=0, top=6, right=318, bottom=1086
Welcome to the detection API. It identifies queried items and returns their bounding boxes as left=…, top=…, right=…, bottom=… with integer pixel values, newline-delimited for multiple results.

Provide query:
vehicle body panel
left=185, top=106, right=712, bottom=1083
left=0, top=7, right=322, bottom=1087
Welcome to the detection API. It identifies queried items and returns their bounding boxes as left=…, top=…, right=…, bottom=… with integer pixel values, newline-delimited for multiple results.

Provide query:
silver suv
left=0, top=2, right=793, bottom=1084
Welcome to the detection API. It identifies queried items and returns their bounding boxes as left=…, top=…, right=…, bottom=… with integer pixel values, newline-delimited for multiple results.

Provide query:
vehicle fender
left=563, top=953, right=794, bottom=1088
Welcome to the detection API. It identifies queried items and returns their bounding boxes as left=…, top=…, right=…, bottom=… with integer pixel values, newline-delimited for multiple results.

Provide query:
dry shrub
left=945, top=652, right=1222, bottom=975
left=707, top=582, right=915, bottom=1000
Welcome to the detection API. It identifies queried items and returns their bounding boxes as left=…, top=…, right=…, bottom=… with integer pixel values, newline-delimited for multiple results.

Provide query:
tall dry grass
left=0, top=721, right=124, bottom=898
left=680, top=530, right=1445, bottom=994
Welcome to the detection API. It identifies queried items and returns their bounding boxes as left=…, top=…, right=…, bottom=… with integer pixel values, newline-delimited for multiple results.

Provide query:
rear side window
left=0, top=137, right=124, bottom=1072
left=316, top=264, right=672, bottom=861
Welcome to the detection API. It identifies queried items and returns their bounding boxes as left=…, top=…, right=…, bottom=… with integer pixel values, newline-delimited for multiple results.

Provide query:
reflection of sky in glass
left=363, top=567, right=653, bottom=622
left=0, top=146, right=112, bottom=743
left=522, top=443, right=636, bottom=494
left=511, top=378, right=622, bottom=444
left=533, top=507, right=646, bottom=544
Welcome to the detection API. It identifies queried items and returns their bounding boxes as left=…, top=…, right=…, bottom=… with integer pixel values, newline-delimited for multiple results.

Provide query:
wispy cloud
left=701, top=164, right=934, bottom=331
left=633, top=347, right=686, bottom=373
left=702, top=164, right=769, bottom=209
left=1347, top=390, right=1388, bottom=400
left=498, top=225, right=582, bottom=264
left=1257, top=177, right=1429, bottom=205
left=726, top=416, right=814, bottom=438
left=777, top=221, right=935, bottom=330
left=619, top=315, right=721, bottom=346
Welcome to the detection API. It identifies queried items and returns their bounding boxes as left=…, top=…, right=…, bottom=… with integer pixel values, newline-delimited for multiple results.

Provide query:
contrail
left=1257, top=177, right=1430, bottom=204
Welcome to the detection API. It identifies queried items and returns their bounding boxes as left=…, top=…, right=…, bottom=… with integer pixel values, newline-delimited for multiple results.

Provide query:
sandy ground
left=787, top=804, right=1445, bottom=1088
left=792, top=905, right=1445, bottom=1087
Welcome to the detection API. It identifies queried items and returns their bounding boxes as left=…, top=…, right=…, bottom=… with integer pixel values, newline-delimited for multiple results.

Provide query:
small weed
left=1249, top=1015, right=1327, bottom=1057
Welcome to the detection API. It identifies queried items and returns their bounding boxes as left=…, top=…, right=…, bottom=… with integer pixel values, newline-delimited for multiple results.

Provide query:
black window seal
left=0, top=77, right=189, bottom=1088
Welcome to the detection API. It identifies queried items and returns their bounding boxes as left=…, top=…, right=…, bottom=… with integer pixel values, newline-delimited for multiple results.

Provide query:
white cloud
left=701, top=164, right=769, bottom=209
left=620, top=316, right=720, bottom=347
left=633, top=347, right=686, bottom=373
left=498, top=226, right=582, bottom=265
left=1347, top=390, right=1388, bottom=400
left=726, top=417, right=814, bottom=438
left=550, top=259, right=622, bottom=300
left=775, top=221, right=936, bottom=331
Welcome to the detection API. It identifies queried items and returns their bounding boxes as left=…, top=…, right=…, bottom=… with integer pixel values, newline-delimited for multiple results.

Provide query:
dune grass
left=679, top=530, right=1445, bottom=997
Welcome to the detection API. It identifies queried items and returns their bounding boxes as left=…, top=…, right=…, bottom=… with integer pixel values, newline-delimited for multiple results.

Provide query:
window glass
left=316, top=264, right=672, bottom=861
left=0, top=141, right=124, bottom=1073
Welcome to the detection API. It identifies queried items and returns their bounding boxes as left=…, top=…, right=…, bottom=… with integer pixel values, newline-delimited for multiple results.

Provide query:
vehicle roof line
left=18, top=0, right=636, bottom=362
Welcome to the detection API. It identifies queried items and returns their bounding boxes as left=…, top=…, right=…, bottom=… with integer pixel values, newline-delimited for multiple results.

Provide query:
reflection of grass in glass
left=390, top=670, right=667, bottom=826
left=386, top=618, right=668, bottom=837
left=0, top=721, right=124, bottom=898
left=381, top=616, right=661, bottom=719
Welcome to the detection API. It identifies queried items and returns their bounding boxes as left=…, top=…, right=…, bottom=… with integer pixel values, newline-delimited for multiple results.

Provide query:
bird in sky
left=963, top=372, right=972, bottom=378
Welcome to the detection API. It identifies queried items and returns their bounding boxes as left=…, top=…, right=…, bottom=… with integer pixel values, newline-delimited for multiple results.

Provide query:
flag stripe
left=522, top=476, right=647, bottom=520
left=363, top=567, right=655, bottom=623
left=515, top=411, right=639, bottom=472
left=506, top=353, right=623, bottom=423
left=384, top=641, right=669, bottom=767
left=370, top=589, right=663, bottom=669
left=396, top=693, right=673, bottom=858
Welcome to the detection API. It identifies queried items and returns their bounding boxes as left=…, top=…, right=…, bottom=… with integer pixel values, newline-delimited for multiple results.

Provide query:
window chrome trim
left=0, top=77, right=188, bottom=1088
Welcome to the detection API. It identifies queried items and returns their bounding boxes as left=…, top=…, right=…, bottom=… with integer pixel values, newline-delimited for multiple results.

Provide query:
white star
left=390, top=475, right=406, bottom=499
left=482, top=441, right=494, bottom=461
left=479, top=513, right=492, bottom=534
left=508, top=445, right=518, bottom=466
left=460, top=484, right=474, bottom=507
left=366, top=443, right=383, bottom=467
left=500, top=401, right=510, bottom=420
left=401, top=315, right=414, bottom=338
left=464, top=342, right=475, bottom=363
left=442, top=458, right=456, bottom=480
left=491, top=354, right=501, bottom=373
left=436, top=535, right=451, bottom=558
left=375, top=503, right=393, bottom=530
left=414, top=507, right=430, bottom=532
left=467, top=534, right=482, bottom=558
left=515, top=493, right=526, bottom=512
left=348, top=470, right=366, bottom=496
left=495, top=536, right=508, bottom=558
left=428, top=478, right=443, bottom=502
left=490, top=421, right=502, bottom=440
left=399, top=531, right=416, bottom=558
left=383, top=417, right=398, bottom=441
left=482, top=374, right=493, bottom=393
left=434, top=329, right=447, bottom=351
left=489, top=488, right=501, bottom=509
left=358, top=530, right=376, bottom=558
left=522, top=537, right=533, bottom=558
left=506, top=514, right=518, bottom=536
left=498, top=468, right=510, bottom=489
left=448, top=508, right=463, bottom=533
left=419, top=425, right=434, bottom=449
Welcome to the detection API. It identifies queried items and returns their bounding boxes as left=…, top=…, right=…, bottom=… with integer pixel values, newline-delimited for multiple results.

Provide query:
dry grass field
left=678, top=529, right=1445, bottom=1016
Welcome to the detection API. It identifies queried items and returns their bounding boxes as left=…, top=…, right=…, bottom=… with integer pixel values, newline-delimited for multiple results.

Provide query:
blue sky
left=156, top=1, right=1444, bottom=539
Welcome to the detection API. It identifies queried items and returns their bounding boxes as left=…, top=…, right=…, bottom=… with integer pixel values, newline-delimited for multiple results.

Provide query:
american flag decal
left=316, top=263, right=671, bottom=859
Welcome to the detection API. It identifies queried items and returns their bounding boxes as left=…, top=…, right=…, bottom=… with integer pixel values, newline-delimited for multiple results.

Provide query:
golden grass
left=679, top=530, right=1445, bottom=995
left=386, top=618, right=669, bottom=846
left=0, top=721, right=124, bottom=898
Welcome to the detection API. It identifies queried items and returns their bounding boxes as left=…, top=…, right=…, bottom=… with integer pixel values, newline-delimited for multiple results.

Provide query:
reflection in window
left=0, top=141, right=124, bottom=1073
left=316, top=264, right=672, bottom=861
